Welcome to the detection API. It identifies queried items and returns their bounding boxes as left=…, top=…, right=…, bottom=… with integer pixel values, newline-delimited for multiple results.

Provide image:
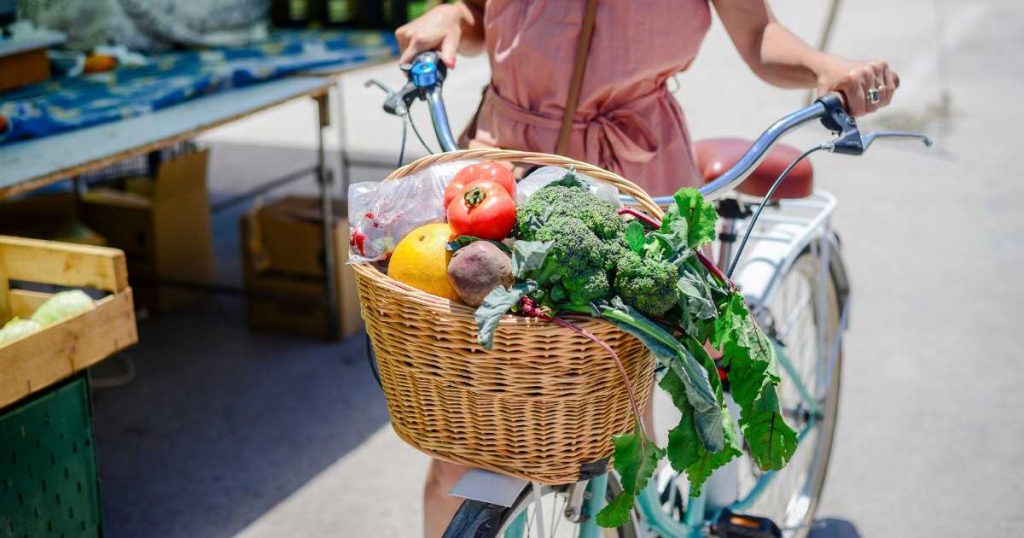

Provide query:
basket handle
left=382, top=148, right=665, bottom=218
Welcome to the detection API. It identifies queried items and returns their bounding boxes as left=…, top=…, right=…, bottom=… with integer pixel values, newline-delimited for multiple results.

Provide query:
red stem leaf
left=617, top=207, right=662, bottom=229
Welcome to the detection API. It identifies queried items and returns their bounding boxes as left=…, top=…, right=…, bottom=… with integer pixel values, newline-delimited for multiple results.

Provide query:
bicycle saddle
left=695, top=138, right=814, bottom=200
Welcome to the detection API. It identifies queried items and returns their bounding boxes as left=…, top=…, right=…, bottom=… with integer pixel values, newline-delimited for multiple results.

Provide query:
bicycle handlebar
left=371, top=52, right=932, bottom=204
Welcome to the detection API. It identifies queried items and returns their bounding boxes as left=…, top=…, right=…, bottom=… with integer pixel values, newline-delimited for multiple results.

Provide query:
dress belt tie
left=484, top=85, right=663, bottom=167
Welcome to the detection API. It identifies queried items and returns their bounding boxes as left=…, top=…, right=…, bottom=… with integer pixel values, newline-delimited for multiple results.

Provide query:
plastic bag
left=347, top=160, right=478, bottom=263
left=516, top=166, right=621, bottom=206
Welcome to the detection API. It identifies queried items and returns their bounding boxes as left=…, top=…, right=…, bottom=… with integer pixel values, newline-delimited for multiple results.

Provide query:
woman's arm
left=712, top=0, right=898, bottom=116
left=396, top=1, right=486, bottom=68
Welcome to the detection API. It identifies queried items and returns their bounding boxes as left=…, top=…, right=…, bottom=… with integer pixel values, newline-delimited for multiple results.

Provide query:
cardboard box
left=0, top=192, right=106, bottom=246
left=81, top=149, right=214, bottom=312
left=240, top=196, right=362, bottom=339
left=0, top=47, right=50, bottom=93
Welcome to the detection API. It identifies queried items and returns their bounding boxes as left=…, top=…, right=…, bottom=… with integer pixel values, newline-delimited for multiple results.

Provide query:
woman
left=396, top=1, right=898, bottom=535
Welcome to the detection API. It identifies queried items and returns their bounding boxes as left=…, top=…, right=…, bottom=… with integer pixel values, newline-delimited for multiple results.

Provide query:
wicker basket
left=354, top=148, right=665, bottom=485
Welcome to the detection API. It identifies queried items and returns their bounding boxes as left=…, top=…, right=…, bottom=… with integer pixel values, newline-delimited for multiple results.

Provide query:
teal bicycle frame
left=505, top=341, right=820, bottom=538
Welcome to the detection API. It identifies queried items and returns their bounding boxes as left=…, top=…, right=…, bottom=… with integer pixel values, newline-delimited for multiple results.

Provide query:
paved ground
left=90, top=0, right=1024, bottom=536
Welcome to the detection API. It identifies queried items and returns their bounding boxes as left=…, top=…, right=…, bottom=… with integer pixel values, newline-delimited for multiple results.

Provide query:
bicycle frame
left=371, top=51, right=928, bottom=537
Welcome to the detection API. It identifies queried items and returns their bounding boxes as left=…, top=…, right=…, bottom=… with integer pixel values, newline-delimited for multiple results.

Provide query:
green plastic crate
left=0, top=375, right=102, bottom=537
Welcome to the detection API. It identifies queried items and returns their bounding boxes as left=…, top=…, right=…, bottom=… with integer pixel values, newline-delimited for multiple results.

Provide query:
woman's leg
left=424, top=459, right=470, bottom=538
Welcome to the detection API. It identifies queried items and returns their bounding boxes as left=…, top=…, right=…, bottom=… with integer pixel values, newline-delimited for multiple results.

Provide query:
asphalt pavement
left=90, top=0, right=1024, bottom=536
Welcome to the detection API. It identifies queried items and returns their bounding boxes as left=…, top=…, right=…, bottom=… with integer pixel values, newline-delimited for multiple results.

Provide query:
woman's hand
left=816, top=58, right=900, bottom=117
left=396, top=3, right=480, bottom=68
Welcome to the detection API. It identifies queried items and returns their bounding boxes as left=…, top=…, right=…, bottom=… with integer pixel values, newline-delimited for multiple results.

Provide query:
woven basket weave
left=354, top=148, right=665, bottom=485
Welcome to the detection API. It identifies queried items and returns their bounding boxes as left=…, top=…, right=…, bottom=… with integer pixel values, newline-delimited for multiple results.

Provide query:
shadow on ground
left=810, top=518, right=861, bottom=538
left=90, top=295, right=385, bottom=538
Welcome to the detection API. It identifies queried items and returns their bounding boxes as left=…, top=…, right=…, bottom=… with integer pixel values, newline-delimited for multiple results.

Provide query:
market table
left=0, top=30, right=399, bottom=335
left=0, top=77, right=330, bottom=198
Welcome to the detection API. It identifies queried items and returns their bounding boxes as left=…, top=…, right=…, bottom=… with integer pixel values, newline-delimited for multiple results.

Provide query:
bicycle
left=366, top=52, right=931, bottom=538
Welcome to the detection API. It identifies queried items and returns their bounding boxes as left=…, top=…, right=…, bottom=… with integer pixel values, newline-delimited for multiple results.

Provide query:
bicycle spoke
left=550, top=493, right=562, bottom=537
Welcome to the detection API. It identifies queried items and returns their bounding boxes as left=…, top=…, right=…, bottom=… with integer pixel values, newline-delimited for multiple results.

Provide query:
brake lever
left=862, top=130, right=934, bottom=150
left=817, top=93, right=864, bottom=155
left=364, top=79, right=409, bottom=116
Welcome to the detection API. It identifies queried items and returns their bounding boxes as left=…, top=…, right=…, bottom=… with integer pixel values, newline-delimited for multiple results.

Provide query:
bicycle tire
left=443, top=476, right=639, bottom=538
left=742, top=251, right=843, bottom=537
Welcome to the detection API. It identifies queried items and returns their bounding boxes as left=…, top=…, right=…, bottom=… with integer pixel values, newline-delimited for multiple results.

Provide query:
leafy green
left=624, top=220, right=646, bottom=254
left=30, top=290, right=94, bottom=327
left=598, top=300, right=723, bottom=452
left=675, top=260, right=719, bottom=340
left=474, top=282, right=535, bottom=349
left=664, top=188, right=718, bottom=249
left=595, top=426, right=664, bottom=527
left=510, top=240, right=552, bottom=279
left=642, top=217, right=690, bottom=261
left=713, top=294, right=797, bottom=470
left=661, top=341, right=743, bottom=496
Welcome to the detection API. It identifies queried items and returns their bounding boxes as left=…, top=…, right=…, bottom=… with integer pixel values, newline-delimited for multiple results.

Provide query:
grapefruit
left=387, top=223, right=460, bottom=301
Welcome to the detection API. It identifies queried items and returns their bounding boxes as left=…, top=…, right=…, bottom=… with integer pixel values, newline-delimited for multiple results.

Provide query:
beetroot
left=447, top=241, right=514, bottom=306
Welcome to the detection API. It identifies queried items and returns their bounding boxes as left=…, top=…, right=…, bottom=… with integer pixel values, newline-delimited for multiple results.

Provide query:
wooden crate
left=0, top=236, right=138, bottom=410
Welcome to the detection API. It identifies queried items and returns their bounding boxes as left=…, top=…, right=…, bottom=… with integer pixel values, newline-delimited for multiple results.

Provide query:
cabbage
left=0, top=318, right=42, bottom=345
left=30, top=290, right=95, bottom=327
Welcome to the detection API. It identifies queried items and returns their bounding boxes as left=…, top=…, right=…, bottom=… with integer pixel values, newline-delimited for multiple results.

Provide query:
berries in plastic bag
left=347, top=160, right=478, bottom=263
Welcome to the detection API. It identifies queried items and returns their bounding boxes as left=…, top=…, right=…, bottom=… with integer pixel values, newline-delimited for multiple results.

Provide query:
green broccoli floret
left=601, top=237, right=630, bottom=272
left=557, top=265, right=611, bottom=306
left=614, top=251, right=680, bottom=318
left=516, top=183, right=624, bottom=241
left=530, top=216, right=611, bottom=306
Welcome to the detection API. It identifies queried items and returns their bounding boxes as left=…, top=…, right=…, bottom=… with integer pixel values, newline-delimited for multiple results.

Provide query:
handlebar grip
left=818, top=92, right=847, bottom=113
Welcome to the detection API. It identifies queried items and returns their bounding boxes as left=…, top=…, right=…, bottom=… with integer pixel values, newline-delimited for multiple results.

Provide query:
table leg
left=315, top=92, right=340, bottom=338
left=333, top=80, right=352, bottom=196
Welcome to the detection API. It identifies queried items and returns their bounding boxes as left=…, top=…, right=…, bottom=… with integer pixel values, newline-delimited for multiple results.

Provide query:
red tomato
left=444, top=162, right=516, bottom=208
left=446, top=180, right=517, bottom=241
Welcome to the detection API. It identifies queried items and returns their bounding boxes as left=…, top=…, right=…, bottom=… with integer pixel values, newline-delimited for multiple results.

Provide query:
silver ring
left=867, top=87, right=881, bottom=104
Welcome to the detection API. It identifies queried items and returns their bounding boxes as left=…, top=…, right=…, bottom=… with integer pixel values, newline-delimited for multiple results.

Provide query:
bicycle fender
left=450, top=469, right=530, bottom=508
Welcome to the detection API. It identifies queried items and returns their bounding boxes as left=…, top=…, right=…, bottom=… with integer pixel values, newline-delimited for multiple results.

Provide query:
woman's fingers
left=869, top=62, right=886, bottom=107
left=840, top=70, right=868, bottom=117
left=396, top=27, right=422, bottom=64
left=395, top=4, right=463, bottom=67
left=818, top=58, right=900, bottom=117
left=439, top=31, right=460, bottom=68
left=881, top=62, right=899, bottom=106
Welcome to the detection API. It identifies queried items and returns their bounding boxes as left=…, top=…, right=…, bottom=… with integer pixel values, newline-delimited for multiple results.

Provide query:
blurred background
left=1, top=0, right=1021, bottom=536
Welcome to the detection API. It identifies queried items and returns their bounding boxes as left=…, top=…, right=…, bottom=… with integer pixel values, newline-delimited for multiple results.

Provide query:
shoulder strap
left=555, top=0, right=599, bottom=155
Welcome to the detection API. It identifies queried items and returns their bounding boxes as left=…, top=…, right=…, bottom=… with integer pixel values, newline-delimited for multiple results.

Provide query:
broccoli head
left=555, top=265, right=611, bottom=306
left=516, top=183, right=625, bottom=241
left=601, top=237, right=631, bottom=272
left=528, top=215, right=612, bottom=306
left=614, top=251, right=680, bottom=318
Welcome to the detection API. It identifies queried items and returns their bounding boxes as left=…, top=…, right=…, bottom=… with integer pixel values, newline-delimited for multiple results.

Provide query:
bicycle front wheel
left=738, top=250, right=843, bottom=537
left=443, top=476, right=640, bottom=538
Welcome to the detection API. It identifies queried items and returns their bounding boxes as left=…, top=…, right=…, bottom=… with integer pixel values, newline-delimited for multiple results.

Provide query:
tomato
left=444, top=162, right=516, bottom=208
left=446, top=180, right=517, bottom=241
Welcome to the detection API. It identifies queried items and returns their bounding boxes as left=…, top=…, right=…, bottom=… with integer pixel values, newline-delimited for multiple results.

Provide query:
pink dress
left=469, top=0, right=712, bottom=196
